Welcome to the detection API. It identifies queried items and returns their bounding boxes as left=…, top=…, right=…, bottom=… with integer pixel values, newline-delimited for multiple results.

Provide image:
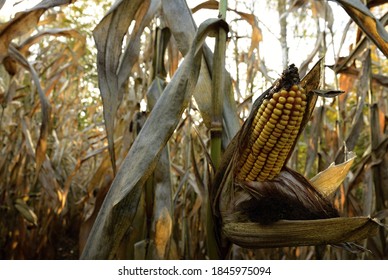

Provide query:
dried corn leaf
left=145, top=77, right=173, bottom=260
left=310, top=153, right=356, bottom=197
left=223, top=217, right=380, bottom=248
left=81, top=18, right=228, bottom=259
left=14, top=199, right=38, bottom=226
left=162, top=0, right=239, bottom=137
left=18, top=28, right=85, bottom=56
left=333, top=0, right=388, bottom=57
left=0, top=0, right=75, bottom=62
left=335, top=51, right=370, bottom=164
left=93, top=0, right=147, bottom=173
left=191, top=0, right=263, bottom=58
left=8, top=45, right=50, bottom=177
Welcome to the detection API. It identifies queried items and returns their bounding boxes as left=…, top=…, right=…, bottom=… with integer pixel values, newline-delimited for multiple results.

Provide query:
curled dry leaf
left=223, top=217, right=380, bottom=249
left=14, top=199, right=38, bottom=226
left=310, top=152, right=356, bottom=197
left=0, top=0, right=76, bottom=62
left=333, top=0, right=388, bottom=57
left=81, top=18, right=230, bottom=260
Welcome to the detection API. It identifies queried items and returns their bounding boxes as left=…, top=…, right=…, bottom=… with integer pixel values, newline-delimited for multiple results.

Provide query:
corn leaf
left=162, top=0, right=239, bottom=139
left=224, top=217, right=381, bottom=248
left=0, top=0, right=75, bottom=62
left=93, top=0, right=149, bottom=173
left=332, top=0, right=388, bottom=57
left=81, top=18, right=229, bottom=259
left=310, top=153, right=356, bottom=197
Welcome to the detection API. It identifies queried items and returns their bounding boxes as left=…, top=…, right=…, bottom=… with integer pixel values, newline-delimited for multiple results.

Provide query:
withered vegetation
left=0, top=0, right=387, bottom=259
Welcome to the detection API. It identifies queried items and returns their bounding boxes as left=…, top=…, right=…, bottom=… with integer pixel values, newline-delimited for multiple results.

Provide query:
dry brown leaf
left=0, top=0, right=76, bottom=62
left=334, top=0, right=388, bottom=57
left=223, top=217, right=380, bottom=248
left=81, top=18, right=229, bottom=260
left=8, top=45, right=51, bottom=177
left=14, top=199, right=38, bottom=226
left=310, top=152, right=356, bottom=197
left=93, top=0, right=153, bottom=173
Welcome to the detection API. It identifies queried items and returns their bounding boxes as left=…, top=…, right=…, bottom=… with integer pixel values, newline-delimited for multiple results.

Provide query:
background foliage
left=0, top=0, right=387, bottom=259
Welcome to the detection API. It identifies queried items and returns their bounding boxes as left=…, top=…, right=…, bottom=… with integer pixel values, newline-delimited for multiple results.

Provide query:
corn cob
left=235, top=64, right=307, bottom=182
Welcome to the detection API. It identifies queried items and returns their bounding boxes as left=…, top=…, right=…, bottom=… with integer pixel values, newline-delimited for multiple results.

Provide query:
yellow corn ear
left=236, top=84, right=307, bottom=182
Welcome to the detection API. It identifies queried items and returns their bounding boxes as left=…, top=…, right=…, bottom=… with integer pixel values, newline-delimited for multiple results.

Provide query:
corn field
left=0, top=0, right=387, bottom=260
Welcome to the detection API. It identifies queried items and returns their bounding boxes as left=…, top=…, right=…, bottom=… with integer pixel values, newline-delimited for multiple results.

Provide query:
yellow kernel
left=280, top=89, right=288, bottom=96
left=266, top=156, right=277, bottom=163
left=271, top=113, right=280, bottom=120
left=291, top=85, right=299, bottom=91
left=301, top=101, right=307, bottom=106
left=269, top=98, right=277, bottom=105
left=273, top=92, right=280, bottom=100
left=246, top=174, right=256, bottom=181
left=268, top=139, right=277, bottom=146
left=294, top=104, right=302, bottom=111
left=273, top=128, right=282, bottom=134
left=257, top=175, right=266, bottom=181
left=288, top=90, right=296, bottom=97
left=254, top=137, right=265, bottom=147
left=301, top=93, right=307, bottom=100
left=280, top=133, right=291, bottom=140
left=285, top=103, right=293, bottom=110
left=258, top=118, right=267, bottom=126
left=267, top=103, right=274, bottom=110
left=273, top=108, right=282, bottom=116
left=263, top=123, right=275, bottom=132
left=252, top=145, right=260, bottom=154
left=262, top=111, right=270, bottom=119
left=283, top=109, right=291, bottom=115
left=281, top=115, right=289, bottom=121
left=266, top=141, right=275, bottom=148
left=276, top=103, right=284, bottom=110
left=262, top=167, right=273, bottom=174
left=262, top=146, right=272, bottom=153
left=276, top=123, right=286, bottom=130
left=265, top=124, right=274, bottom=131
left=253, top=125, right=262, bottom=135
left=292, top=111, right=300, bottom=116
left=256, top=154, right=267, bottom=164
left=247, top=153, right=256, bottom=164
left=279, top=119, right=288, bottom=126
left=264, top=107, right=272, bottom=115
left=268, top=153, right=278, bottom=161
left=287, top=97, right=295, bottom=103
left=295, top=97, right=302, bottom=104
left=269, top=117, right=277, bottom=125
left=272, top=146, right=282, bottom=153
left=278, top=96, right=287, bottom=103
left=259, top=171, right=270, bottom=177
left=259, top=134, right=268, bottom=143
left=262, top=129, right=272, bottom=139
left=272, top=131, right=282, bottom=138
